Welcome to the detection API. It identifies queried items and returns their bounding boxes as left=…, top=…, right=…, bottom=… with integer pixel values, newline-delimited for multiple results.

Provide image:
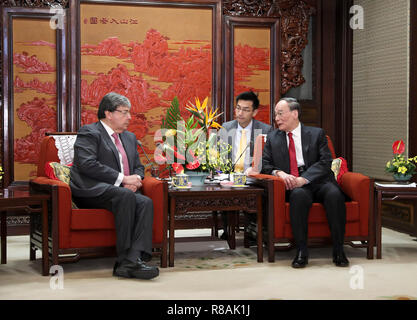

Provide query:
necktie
left=112, top=133, right=130, bottom=176
left=288, top=132, right=299, bottom=177
left=235, top=129, right=247, bottom=172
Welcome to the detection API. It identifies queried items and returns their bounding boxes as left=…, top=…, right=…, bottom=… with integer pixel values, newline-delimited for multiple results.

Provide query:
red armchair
left=29, top=133, right=168, bottom=267
left=252, top=136, right=374, bottom=262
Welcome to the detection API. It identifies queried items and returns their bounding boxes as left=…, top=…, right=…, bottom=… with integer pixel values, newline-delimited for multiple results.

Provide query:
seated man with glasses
left=219, top=91, right=273, bottom=240
left=262, top=97, right=349, bottom=268
left=70, top=92, right=159, bottom=280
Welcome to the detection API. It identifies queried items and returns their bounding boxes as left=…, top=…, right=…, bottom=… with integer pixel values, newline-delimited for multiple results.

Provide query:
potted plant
left=156, top=97, right=232, bottom=185
left=385, top=140, right=417, bottom=182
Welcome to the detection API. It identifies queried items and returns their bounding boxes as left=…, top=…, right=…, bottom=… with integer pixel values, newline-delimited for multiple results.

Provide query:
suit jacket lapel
left=278, top=130, right=290, bottom=172
left=97, top=122, right=122, bottom=172
left=301, top=124, right=310, bottom=167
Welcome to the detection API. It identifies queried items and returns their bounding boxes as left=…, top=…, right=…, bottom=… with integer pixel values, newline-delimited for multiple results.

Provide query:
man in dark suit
left=219, top=91, right=273, bottom=239
left=262, top=97, right=349, bottom=268
left=70, top=92, right=159, bottom=280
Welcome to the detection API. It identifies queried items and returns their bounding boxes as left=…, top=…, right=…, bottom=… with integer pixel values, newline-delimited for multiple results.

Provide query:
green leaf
left=162, top=96, right=182, bottom=129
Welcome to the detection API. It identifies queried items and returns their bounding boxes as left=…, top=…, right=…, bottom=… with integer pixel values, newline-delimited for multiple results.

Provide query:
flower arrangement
left=385, top=140, right=417, bottom=181
left=156, top=97, right=233, bottom=174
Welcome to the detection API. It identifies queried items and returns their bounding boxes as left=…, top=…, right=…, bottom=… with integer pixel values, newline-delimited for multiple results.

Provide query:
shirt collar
left=100, top=120, right=115, bottom=138
left=237, top=120, right=253, bottom=132
left=289, top=122, right=301, bottom=137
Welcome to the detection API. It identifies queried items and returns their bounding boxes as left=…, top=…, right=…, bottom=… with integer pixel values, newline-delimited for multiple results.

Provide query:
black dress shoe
left=114, top=259, right=159, bottom=280
left=291, top=250, right=308, bottom=268
left=141, top=252, right=152, bottom=263
left=333, top=251, right=349, bottom=267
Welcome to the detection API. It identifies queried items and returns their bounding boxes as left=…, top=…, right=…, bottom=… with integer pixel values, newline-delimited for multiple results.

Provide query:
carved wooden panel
left=0, top=1, right=69, bottom=8
left=224, top=16, right=280, bottom=124
left=223, top=0, right=274, bottom=17
left=2, top=7, right=67, bottom=186
left=175, top=194, right=258, bottom=215
left=224, top=0, right=316, bottom=95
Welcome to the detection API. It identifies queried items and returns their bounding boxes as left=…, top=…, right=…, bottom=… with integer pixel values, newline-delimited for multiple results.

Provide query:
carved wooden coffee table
left=168, top=185, right=264, bottom=267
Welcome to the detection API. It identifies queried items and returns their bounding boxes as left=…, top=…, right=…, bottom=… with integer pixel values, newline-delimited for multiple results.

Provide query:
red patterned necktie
left=288, top=132, right=299, bottom=177
left=112, top=133, right=130, bottom=176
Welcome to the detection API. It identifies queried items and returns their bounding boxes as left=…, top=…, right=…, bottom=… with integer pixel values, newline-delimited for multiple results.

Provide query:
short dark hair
left=97, top=92, right=131, bottom=119
left=236, top=91, right=260, bottom=110
left=279, top=97, right=301, bottom=118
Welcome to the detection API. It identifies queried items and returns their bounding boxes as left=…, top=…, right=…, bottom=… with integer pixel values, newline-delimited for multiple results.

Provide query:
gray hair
left=279, top=97, right=301, bottom=118
left=97, top=92, right=131, bottom=119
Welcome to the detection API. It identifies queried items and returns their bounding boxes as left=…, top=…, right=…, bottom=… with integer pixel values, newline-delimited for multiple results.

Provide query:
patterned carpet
left=1, top=228, right=417, bottom=300
left=168, top=247, right=258, bottom=271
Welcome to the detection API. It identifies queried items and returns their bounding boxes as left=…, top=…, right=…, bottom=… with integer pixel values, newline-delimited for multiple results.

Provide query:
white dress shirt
left=272, top=123, right=308, bottom=181
left=234, top=121, right=253, bottom=172
left=286, top=123, right=305, bottom=167
left=100, top=120, right=125, bottom=186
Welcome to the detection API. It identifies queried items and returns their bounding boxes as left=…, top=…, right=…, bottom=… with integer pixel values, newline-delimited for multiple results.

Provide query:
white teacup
left=232, top=172, right=247, bottom=186
left=172, top=174, right=189, bottom=188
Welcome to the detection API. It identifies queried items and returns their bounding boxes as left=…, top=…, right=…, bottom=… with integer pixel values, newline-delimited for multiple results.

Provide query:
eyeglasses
left=114, top=109, right=131, bottom=116
left=235, top=106, right=253, bottom=113
left=275, top=110, right=291, bottom=118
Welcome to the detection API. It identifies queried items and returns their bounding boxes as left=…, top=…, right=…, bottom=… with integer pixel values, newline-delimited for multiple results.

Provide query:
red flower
left=172, top=163, right=184, bottom=174
left=392, top=140, right=405, bottom=154
left=186, top=160, right=200, bottom=170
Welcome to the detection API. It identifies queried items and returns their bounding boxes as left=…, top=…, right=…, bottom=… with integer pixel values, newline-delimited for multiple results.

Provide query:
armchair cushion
left=45, top=162, right=71, bottom=183
left=71, top=209, right=115, bottom=230
left=45, top=161, right=78, bottom=209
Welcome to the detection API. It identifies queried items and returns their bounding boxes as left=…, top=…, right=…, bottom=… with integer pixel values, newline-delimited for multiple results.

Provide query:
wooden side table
left=168, top=185, right=264, bottom=267
left=0, top=187, right=50, bottom=276
left=374, top=183, right=417, bottom=259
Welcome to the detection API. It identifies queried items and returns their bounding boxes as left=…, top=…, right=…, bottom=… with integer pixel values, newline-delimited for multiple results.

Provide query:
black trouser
left=287, top=181, right=346, bottom=253
left=73, top=185, right=154, bottom=263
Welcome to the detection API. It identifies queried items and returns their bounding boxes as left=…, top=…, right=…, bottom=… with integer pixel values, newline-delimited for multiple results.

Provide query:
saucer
left=230, top=184, right=248, bottom=188
left=172, top=185, right=192, bottom=189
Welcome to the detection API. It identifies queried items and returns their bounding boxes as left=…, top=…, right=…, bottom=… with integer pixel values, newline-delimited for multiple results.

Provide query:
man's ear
left=252, top=109, right=259, bottom=117
left=104, top=110, right=113, bottom=120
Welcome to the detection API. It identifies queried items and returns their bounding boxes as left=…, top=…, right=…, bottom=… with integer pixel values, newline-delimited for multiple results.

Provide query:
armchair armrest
left=248, top=173, right=287, bottom=238
left=340, top=171, right=372, bottom=236
left=30, top=177, right=74, bottom=248
left=142, top=177, right=168, bottom=244
left=340, top=172, right=370, bottom=202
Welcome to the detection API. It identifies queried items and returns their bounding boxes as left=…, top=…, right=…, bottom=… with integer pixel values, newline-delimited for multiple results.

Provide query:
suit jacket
left=70, top=121, right=144, bottom=198
left=220, top=119, right=273, bottom=157
left=261, top=124, right=335, bottom=184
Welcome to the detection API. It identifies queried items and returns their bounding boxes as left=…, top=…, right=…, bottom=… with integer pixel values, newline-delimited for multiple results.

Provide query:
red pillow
left=331, top=157, right=348, bottom=185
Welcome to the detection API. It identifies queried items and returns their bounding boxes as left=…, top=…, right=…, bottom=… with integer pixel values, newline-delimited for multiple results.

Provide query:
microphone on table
left=231, top=141, right=253, bottom=173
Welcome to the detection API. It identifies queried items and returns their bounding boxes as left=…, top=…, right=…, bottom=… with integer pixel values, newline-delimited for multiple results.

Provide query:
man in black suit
left=70, top=92, right=159, bottom=280
left=262, top=97, right=349, bottom=268
left=219, top=91, right=273, bottom=239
